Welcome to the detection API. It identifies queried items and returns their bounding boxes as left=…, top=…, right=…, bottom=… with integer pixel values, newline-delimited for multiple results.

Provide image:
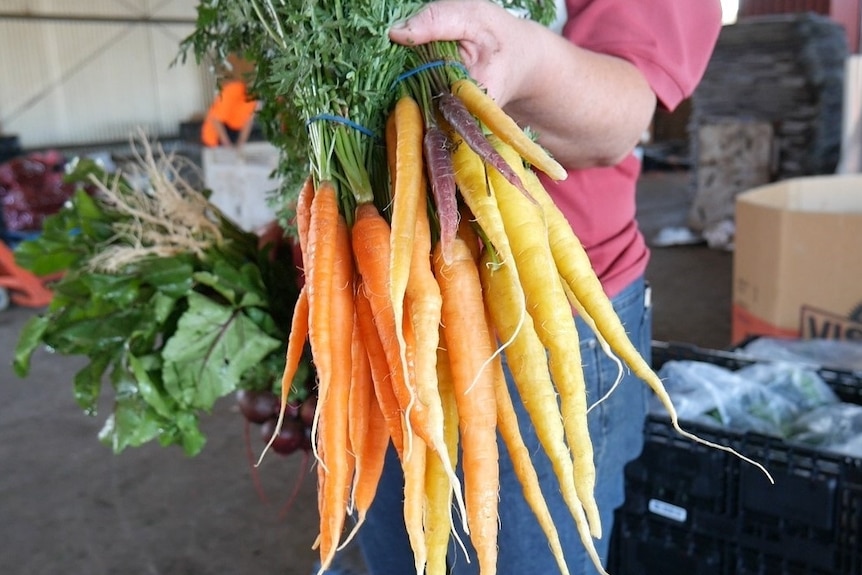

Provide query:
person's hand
left=390, top=0, right=657, bottom=169
left=388, top=0, right=547, bottom=108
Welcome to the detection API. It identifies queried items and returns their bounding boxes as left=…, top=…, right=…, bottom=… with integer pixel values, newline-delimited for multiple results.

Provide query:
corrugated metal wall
left=0, top=0, right=217, bottom=149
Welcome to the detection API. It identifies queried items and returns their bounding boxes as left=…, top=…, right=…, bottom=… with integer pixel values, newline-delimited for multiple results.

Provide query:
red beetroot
left=260, top=417, right=306, bottom=455
left=236, top=390, right=279, bottom=424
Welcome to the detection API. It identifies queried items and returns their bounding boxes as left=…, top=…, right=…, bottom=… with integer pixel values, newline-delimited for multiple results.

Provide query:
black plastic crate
left=619, top=416, right=741, bottom=536
left=731, top=543, right=840, bottom=575
left=611, top=340, right=862, bottom=575
left=734, top=434, right=862, bottom=573
left=608, top=509, right=730, bottom=575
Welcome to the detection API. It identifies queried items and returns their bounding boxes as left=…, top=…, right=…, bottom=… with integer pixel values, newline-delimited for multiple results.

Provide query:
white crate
left=202, top=142, right=281, bottom=232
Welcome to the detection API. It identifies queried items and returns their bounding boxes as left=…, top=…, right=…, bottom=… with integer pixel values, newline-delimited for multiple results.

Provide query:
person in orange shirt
left=200, top=79, right=258, bottom=150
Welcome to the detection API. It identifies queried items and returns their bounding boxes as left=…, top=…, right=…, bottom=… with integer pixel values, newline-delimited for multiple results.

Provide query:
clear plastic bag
left=736, top=362, right=839, bottom=411
left=742, top=337, right=862, bottom=372
left=787, top=403, right=862, bottom=457
left=656, top=359, right=838, bottom=437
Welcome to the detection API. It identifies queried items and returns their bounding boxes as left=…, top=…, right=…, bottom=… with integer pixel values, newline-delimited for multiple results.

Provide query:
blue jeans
left=353, top=278, right=652, bottom=575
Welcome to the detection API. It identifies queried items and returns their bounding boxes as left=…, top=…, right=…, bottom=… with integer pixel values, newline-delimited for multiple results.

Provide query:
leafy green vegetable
left=176, top=0, right=556, bottom=227
left=160, top=292, right=282, bottom=410
left=13, top=154, right=305, bottom=456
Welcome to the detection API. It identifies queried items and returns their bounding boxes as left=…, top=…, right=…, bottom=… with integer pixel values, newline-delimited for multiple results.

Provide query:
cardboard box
left=732, top=175, right=862, bottom=344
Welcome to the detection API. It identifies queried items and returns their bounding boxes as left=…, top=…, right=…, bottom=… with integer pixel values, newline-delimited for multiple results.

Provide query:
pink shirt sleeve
left=563, top=0, right=723, bottom=111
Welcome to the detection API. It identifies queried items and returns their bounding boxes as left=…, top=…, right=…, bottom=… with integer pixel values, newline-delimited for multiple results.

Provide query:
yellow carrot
left=451, top=78, right=567, bottom=181
left=424, top=342, right=460, bottom=575
left=487, top=137, right=601, bottom=538
left=390, top=95, right=424, bottom=317
left=482, top=307, right=574, bottom=575
left=450, top=131, right=528, bottom=357
left=450, top=132, right=517, bottom=269
left=480, top=253, right=606, bottom=575
left=403, top=429, right=428, bottom=575
left=518, top=165, right=775, bottom=483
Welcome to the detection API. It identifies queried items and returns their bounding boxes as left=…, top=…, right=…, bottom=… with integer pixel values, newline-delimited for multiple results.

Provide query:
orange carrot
left=260, top=286, right=310, bottom=462
left=347, top=315, right=373, bottom=515
left=352, top=203, right=418, bottom=431
left=295, top=174, right=314, bottom=258
left=352, top=201, right=468, bottom=531
left=269, top=176, right=313, bottom=443
left=457, top=203, right=482, bottom=263
left=434, top=238, right=499, bottom=575
left=340, top=308, right=389, bottom=547
left=315, top=214, right=356, bottom=573
left=354, top=284, right=405, bottom=457
left=306, top=180, right=339, bottom=446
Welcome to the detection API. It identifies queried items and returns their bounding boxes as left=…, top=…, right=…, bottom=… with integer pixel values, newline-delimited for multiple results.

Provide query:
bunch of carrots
left=178, top=2, right=771, bottom=574
left=261, top=50, right=773, bottom=575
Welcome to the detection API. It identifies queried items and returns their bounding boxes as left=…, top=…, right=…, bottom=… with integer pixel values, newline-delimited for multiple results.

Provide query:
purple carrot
left=423, top=125, right=459, bottom=265
left=436, top=92, right=535, bottom=203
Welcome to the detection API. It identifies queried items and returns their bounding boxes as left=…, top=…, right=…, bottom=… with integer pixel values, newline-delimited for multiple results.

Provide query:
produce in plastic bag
left=735, top=362, right=838, bottom=411
left=742, top=337, right=862, bottom=371
left=787, top=403, right=862, bottom=457
left=657, top=359, right=837, bottom=437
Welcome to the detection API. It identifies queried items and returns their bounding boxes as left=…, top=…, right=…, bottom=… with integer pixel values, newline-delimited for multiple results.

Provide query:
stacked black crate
left=609, top=343, right=862, bottom=575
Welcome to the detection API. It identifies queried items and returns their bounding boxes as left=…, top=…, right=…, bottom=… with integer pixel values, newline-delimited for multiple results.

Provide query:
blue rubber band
left=305, top=113, right=378, bottom=139
left=391, top=60, right=469, bottom=90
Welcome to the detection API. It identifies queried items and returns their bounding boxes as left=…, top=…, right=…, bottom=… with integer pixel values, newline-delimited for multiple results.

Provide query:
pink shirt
left=543, top=0, right=722, bottom=298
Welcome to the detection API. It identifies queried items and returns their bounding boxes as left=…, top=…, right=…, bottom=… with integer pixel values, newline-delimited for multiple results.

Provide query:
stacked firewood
left=687, top=13, right=847, bottom=234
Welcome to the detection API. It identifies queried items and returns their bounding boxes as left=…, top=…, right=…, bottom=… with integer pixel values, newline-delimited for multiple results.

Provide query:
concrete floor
left=0, top=169, right=732, bottom=575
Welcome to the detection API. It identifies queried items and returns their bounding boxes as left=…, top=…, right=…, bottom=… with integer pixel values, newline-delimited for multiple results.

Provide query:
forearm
left=502, top=26, right=656, bottom=168
left=390, top=0, right=657, bottom=170
left=213, top=119, right=233, bottom=147
left=237, top=114, right=255, bottom=147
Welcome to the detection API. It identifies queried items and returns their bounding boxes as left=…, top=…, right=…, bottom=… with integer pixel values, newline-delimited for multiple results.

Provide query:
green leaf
left=13, top=314, right=51, bottom=377
left=46, top=270, right=142, bottom=316
left=128, top=353, right=174, bottom=419
left=136, top=257, right=195, bottom=299
left=174, top=412, right=207, bottom=456
left=150, top=291, right=178, bottom=325
left=161, top=292, right=282, bottom=410
left=193, top=271, right=237, bottom=305
left=72, top=356, right=109, bottom=415
left=81, top=273, right=143, bottom=308
left=14, top=189, right=116, bottom=276
left=46, top=308, right=147, bottom=356
left=193, top=259, right=268, bottom=308
left=98, top=397, right=163, bottom=454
